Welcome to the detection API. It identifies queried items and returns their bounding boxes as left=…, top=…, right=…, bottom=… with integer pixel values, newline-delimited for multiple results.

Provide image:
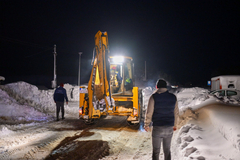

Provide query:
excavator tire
left=83, top=118, right=98, bottom=125
left=126, top=120, right=139, bottom=126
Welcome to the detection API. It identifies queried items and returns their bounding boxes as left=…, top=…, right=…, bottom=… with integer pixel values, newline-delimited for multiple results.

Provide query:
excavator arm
left=80, top=31, right=112, bottom=121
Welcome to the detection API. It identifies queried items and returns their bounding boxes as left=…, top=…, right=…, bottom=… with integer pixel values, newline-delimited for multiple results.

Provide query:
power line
left=0, top=36, right=51, bottom=49
left=1, top=36, right=80, bottom=57
left=24, top=48, right=53, bottom=58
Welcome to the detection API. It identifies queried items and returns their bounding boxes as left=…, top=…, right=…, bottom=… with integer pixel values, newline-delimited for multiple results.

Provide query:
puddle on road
left=45, top=129, right=109, bottom=160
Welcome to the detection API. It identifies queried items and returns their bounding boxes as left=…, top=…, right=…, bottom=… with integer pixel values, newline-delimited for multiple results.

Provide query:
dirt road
left=0, top=114, right=155, bottom=160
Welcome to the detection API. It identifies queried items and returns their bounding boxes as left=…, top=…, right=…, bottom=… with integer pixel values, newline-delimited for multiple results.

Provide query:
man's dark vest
left=152, top=91, right=176, bottom=126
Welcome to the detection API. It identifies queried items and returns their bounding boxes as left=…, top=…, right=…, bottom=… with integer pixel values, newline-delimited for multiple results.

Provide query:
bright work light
left=112, top=56, right=124, bottom=63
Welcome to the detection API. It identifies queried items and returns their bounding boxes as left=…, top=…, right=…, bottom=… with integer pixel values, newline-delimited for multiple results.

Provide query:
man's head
left=60, top=83, right=64, bottom=87
left=156, top=79, right=167, bottom=88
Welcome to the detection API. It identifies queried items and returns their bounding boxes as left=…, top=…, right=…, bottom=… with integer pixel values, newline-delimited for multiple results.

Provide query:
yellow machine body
left=79, top=31, right=141, bottom=124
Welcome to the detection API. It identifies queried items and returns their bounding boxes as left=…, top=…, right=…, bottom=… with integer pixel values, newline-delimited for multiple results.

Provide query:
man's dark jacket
left=144, top=88, right=179, bottom=128
left=54, top=86, right=68, bottom=102
left=152, top=91, right=176, bottom=126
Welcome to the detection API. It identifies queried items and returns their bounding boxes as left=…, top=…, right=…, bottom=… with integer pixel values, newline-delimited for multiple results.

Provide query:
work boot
left=62, top=117, right=65, bottom=120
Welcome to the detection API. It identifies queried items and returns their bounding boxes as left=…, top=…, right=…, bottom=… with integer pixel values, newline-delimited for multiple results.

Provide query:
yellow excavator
left=79, top=31, right=142, bottom=125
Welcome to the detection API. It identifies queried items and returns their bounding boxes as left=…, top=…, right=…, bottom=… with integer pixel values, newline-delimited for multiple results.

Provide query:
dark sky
left=1, top=0, right=240, bottom=86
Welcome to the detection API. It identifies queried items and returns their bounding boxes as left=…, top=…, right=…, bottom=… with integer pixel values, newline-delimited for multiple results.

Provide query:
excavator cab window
left=110, top=64, right=123, bottom=93
left=110, top=56, right=133, bottom=95
left=124, top=63, right=133, bottom=91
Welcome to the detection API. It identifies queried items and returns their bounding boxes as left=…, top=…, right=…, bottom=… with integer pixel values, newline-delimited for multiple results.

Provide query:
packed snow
left=0, top=81, right=240, bottom=159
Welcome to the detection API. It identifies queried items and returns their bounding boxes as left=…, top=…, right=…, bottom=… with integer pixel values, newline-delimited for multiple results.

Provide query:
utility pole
left=144, top=61, right=147, bottom=81
left=52, top=44, right=57, bottom=88
left=78, top=52, right=83, bottom=86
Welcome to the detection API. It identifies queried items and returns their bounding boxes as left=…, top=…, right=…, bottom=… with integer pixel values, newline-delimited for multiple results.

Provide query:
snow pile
left=176, top=87, right=209, bottom=113
left=63, top=83, right=80, bottom=101
left=4, top=81, right=55, bottom=113
left=0, top=82, right=83, bottom=123
left=0, top=82, right=54, bottom=122
left=174, top=109, right=240, bottom=159
left=0, top=126, right=14, bottom=136
left=176, top=87, right=240, bottom=114
left=174, top=88, right=240, bottom=159
left=142, top=87, right=154, bottom=111
left=206, top=106, right=240, bottom=151
left=175, top=124, right=203, bottom=159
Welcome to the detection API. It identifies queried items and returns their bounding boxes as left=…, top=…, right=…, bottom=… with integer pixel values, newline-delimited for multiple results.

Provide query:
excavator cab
left=109, top=56, right=134, bottom=95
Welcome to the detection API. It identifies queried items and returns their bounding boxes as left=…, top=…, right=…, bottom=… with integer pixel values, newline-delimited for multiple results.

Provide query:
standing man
left=144, top=79, right=179, bottom=160
left=53, top=83, right=68, bottom=121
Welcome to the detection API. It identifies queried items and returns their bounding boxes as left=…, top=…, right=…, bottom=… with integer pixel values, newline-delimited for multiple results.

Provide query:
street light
left=51, top=44, right=57, bottom=88
left=78, top=52, right=83, bottom=86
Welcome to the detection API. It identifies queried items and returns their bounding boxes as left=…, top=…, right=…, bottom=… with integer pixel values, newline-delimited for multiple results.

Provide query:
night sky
left=1, top=0, right=240, bottom=87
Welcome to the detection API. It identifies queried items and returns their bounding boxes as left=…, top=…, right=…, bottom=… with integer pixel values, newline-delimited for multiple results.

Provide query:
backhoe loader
left=79, top=31, right=142, bottom=125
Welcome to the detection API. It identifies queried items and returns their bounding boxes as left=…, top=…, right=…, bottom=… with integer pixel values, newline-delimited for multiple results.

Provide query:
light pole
left=51, top=44, right=57, bottom=88
left=78, top=52, right=83, bottom=86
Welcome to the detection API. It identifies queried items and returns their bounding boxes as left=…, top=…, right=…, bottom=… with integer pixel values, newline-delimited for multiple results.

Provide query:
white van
left=211, top=75, right=240, bottom=91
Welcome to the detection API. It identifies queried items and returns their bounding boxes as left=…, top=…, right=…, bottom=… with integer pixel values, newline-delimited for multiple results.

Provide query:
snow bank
left=175, top=87, right=240, bottom=159
left=63, top=83, right=79, bottom=101
left=176, top=87, right=240, bottom=114
left=142, top=87, right=154, bottom=111
left=0, top=82, right=54, bottom=122
left=5, top=81, right=55, bottom=112
left=176, top=87, right=209, bottom=114
left=0, top=82, right=82, bottom=123
left=206, top=105, right=240, bottom=151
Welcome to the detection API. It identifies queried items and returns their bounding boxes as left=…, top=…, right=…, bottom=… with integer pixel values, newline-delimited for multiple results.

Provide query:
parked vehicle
left=209, top=89, right=240, bottom=100
left=211, top=75, right=240, bottom=91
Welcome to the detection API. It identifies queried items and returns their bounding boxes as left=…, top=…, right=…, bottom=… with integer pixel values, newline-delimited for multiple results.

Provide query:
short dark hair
left=60, top=83, right=64, bottom=87
left=156, top=79, right=167, bottom=88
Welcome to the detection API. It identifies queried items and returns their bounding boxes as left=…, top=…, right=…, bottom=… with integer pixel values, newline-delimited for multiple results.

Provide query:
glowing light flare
left=112, top=56, right=124, bottom=63
left=79, top=108, right=83, bottom=114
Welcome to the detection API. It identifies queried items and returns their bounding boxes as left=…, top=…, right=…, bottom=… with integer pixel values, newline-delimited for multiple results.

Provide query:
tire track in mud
left=22, top=119, right=91, bottom=159
left=0, top=119, right=88, bottom=160
left=88, top=116, right=152, bottom=160
left=0, top=116, right=143, bottom=160
left=23, top=131, right=78, bottom=159
left=101, top=130, right=152, bottom=160
left=45, top=129, right=110, bottom=160
left=0, top=124, right=49, bottom=159
left=0, top=126, right=78, bottom=159
left=44, top=116, right=139, bottom=160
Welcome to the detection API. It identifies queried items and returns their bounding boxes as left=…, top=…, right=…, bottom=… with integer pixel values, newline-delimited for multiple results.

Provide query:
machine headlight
left=112, top=56, right=124, bottom=63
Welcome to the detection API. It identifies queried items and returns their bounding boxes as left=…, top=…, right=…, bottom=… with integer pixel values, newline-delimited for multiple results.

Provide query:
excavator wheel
left=126, top=120, right=139, bottom=126
left=82, top=118, right=98, bottom=125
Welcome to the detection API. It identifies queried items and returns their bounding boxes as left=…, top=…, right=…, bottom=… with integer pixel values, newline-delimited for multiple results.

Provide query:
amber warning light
left=79, top=108, right=83, bottom=114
